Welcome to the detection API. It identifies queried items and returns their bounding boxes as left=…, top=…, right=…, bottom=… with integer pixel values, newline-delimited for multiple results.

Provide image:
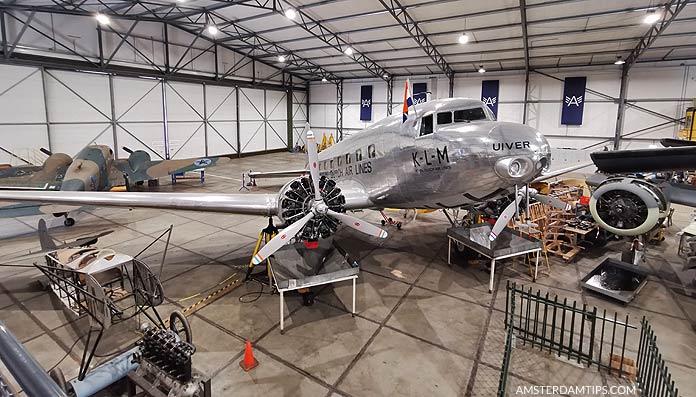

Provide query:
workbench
left=268, top=238, right=359, bottom=334
left=447, top=223, right=542, bottom=293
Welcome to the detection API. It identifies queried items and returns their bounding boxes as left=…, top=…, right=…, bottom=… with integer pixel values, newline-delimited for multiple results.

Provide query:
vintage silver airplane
left=0, top=96, right=575, bottom=262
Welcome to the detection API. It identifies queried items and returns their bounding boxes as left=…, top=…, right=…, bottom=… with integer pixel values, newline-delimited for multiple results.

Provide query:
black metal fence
left=498, top=281, right=681, bottom=397
left=637, top=318, right=680, bottom=396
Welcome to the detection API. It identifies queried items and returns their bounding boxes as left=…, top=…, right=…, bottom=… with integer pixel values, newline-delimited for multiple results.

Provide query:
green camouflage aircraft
left=0, top=145, right=232, bottom=225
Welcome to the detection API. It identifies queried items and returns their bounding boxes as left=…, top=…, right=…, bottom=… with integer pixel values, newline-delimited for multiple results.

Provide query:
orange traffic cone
left=239, top=340, right=259, bottom=371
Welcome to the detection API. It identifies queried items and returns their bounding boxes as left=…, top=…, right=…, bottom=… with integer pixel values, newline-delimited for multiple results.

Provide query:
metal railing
left=498, top=281, right=682, bottom=396
left=637, top=318, right=680, bottom=396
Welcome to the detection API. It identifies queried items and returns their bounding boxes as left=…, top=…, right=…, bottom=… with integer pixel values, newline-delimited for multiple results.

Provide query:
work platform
left=447, top=223, right=542, bottom=292
left=268, top=238, right=360, bottom=333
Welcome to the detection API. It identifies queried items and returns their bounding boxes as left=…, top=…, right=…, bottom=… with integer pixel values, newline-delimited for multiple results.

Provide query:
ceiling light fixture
left=278, top=55, right=286, bottom=62
left=95, top=13, right=110, bottom=25
left=458, top=32, right=469, bottom=44
left=614, top=56, right=626, bottom=65
left=207, top=25, right=219, bottom=35
left=344, top=47, right=353, bottom=56
left=643, top=9, right=660, bottom=24
left=284, top=8, right=297, bottom=20
left=478, top=65, right=486, bottom=73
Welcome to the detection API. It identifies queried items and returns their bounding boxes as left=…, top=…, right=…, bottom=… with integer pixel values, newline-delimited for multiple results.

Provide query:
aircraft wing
left=0, top=165, right=62, bottom=191
left=114, top=155, right=234, bottom=183
left=591, top=146, right=696, bottom=173
left=0, top=190, right=278, bottom=216
left=532, top=162, right=595, bottom=183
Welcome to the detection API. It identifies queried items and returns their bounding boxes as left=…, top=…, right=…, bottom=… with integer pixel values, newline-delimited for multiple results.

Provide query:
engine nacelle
left=589, top=177, right=669, bottom=236
left=127, top=150, right=152, bottom=172
left=277, top=175, right=345, bottom=240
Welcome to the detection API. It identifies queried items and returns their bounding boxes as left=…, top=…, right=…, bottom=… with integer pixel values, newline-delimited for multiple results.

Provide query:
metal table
left=268, top=238, right=359, bottom=333
left=447, top=223, right=542, bottom=293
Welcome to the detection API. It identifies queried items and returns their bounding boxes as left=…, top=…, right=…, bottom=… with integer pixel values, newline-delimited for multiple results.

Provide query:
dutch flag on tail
left=402, top=79, right=413, bottom=123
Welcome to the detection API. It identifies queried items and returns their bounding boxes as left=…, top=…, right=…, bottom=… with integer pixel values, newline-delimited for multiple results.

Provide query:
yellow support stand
left=246, top=217, right=278, bottom=283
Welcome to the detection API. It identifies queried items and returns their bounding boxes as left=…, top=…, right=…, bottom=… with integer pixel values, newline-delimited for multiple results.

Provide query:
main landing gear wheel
left=169, top=310, right=192, bottom=344
left=64, top=217, right=75, bottom=227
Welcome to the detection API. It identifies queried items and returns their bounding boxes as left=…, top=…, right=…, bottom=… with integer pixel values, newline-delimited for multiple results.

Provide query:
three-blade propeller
left=252, top=125, right=388, bottom=265
left=488, top=186, right=571, bottom=242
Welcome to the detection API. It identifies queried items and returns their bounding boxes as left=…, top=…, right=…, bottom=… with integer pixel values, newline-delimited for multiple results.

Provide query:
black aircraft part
left=591, top=146, right=696, bottom=173
left=660, top=138, right=696, bottom=148
left=594, top=189, right=648, bottom=231
left=280, top=176, right=345, bottom=241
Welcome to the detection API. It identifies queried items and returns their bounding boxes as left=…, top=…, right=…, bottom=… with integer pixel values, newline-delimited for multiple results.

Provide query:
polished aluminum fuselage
left=317, top=98, right=551, bottom=209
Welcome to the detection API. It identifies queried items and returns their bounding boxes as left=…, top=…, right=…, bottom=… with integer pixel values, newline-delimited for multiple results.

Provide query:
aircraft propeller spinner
left=252, top=124, right=388, bottom=265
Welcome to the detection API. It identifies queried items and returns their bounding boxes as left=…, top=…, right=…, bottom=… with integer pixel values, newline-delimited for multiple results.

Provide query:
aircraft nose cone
left=490, top=124, right=550, bottom=182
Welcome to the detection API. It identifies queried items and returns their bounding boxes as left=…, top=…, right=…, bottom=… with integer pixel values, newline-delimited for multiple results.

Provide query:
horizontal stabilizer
left=591, top=147, right=696, bottom=173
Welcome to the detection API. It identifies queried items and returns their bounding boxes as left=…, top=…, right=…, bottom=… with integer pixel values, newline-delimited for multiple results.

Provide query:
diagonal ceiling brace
left=624, top=0, right=689, bottom=69
left=377, top=0, right=453, bottom=78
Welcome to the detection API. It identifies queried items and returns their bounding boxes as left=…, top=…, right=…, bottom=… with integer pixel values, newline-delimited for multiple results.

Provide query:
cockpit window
left=419, top=114, right=434, bottom=136
left=454, top=107, right=488, bottom=122
left=437, top=112, right=452, bottom=125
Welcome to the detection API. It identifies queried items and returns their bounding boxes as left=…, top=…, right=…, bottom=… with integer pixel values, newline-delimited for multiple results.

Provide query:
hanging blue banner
left=481, top=80, right=499, bottom=118
left=360, top=85, right=373, bottom=121
left=561, top=76, right=587, bottom=125
left=413, top=82, right=427, bottom=105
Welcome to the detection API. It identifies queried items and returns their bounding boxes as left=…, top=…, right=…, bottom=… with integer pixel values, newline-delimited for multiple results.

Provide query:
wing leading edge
left=0, top=191, right=278, bottom=216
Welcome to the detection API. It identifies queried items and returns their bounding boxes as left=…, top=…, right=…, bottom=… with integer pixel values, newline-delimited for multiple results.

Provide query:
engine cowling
left=277, top=175, right=346, bottom=240
left=589, top=177, right=669, bottom=236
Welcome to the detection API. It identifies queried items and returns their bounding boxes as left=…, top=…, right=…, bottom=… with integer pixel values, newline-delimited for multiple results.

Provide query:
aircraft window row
left=454, top=108, right=487, bottom=122
left=321, top=144, right=377, bottom=170
left=420, top=107, right=490, bottom=137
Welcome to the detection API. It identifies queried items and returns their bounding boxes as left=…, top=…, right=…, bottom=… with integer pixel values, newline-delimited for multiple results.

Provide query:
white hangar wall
left=0, top=63, right=309, bottom=165
left=309, top=63, right=696, bottom=150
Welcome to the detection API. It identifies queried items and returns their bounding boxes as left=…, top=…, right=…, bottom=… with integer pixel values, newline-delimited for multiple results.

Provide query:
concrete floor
left=0, top=151, right=695, bottom=396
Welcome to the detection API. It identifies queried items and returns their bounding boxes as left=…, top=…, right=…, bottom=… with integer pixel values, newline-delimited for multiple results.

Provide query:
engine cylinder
left=277, top=176, right=346, bottom=240
left=589, top=177, right=668, bottom=236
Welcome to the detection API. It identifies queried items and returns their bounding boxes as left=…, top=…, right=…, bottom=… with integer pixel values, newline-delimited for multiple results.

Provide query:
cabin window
left=337, top=156, right=342, bottom=166
left=330, top=159, right=334, bottom=169
left=454, top=107, right=488, bottom=122
left=419, top=114, right=434, bottom=136
left=355, top=149, right=363, bottom=162
left=437, top=111, right=452, bottom=125
left=345, top=153, right=352, bottom=164
left=367, top=144, right=376, bottom=158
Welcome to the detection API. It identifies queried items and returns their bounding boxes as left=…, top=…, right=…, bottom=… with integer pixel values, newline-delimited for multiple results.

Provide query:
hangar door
left=238, top=87, right=288, bottom=154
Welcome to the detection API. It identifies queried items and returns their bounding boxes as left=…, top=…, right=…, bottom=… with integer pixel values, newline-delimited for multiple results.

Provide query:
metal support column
left=109, top=75, right=119, bottom=159
left=306, top=82, right=310, bottom=122
left=161, top=80, right=170, bottom=159
left=287, top=76, right=293, bottom=149
left=1, top=10, right=9, bottom=59
left=203, top=83, right=208, bottom=156
left=522, top=69, right=530, bottom=124
left=336, top=79, right=343, bottom=141
left=235, top=86, right=241, bottom=157
left=163, top=23, right=170, bottom=74
left=613, top=65, right=629, bottom=150
left=448, top=74, right=454, bottom=98
left=387, top=78, right=394, bottom=115
left=97, top=24, right=104, bottom=68
left=40, top=67, right=52, bottom=152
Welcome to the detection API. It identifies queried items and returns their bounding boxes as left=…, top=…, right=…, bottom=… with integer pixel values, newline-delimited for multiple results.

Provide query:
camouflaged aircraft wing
left=113, top=155, right=233, bottom=184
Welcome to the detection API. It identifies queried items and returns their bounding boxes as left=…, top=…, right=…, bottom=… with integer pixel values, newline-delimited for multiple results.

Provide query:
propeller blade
left=252, top=212, right=314, bottom=265
left=532, top=193, right=572, bottom=211
left=122, top=146, right=134, bottom=154
left=305, top=125, right=322, bottom=201
left=489, top=196, right=520, bottom=242
left=326, top=209, right=388, bottom=239
left=40, top=148, right=52, bottom=156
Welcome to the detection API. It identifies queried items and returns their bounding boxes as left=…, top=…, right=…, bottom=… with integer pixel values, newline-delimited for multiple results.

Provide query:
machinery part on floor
left=69, top=346, right=140, bottom=397
left=589, top=177, right=669, bottom=236
left=379, top=210, right=402, bottom=229
left=0, top=320, right=68, bottom=397
left=129, top=325, right=210, bottom=397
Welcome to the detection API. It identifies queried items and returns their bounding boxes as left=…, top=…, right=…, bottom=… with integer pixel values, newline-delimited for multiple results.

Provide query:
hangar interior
left=0, top=0, right=695, bottom=396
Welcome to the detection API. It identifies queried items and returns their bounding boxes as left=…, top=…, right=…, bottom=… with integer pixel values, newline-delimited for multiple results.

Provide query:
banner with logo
left=413, top=82, right=427, bottom=105
left=561, top=76, right=586, bottom=125
left=481, top=80, right=499, bottom=118
left=360, top=85, right=373, bottom=121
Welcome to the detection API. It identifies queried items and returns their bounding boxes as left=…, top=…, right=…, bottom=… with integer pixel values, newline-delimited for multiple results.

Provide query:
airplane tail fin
left=38, top=219, right=57, bottom=251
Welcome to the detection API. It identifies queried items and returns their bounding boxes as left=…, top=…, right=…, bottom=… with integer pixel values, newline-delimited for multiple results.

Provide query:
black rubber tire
left=381, top=220, right=386, bottom=226
left=64, top=218, right=75, bottom=227
left=396, top=222, right=402, bottom=230
left=169, top=310, right=192, bottom=344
